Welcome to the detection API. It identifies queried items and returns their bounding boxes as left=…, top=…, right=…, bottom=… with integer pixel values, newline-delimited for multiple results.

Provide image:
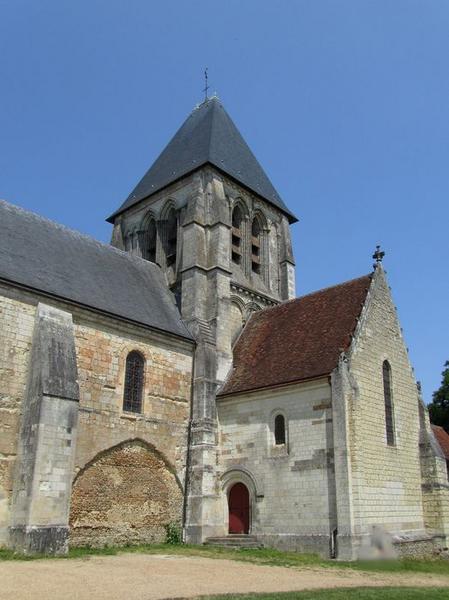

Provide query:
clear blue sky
left=1, top=1, right=448, bottom=402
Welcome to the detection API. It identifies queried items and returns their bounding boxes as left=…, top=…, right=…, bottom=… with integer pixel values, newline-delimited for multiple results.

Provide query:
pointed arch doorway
left=228, top=482, right=250, bottom=534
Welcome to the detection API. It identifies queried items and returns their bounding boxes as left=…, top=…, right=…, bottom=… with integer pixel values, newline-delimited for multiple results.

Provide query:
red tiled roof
left=219, top=274, right=372, bottom=397
left=432, top=425, right=449, bottom=461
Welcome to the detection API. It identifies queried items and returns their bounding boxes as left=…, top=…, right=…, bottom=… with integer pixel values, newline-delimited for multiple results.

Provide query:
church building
left=0, top=97, right=448, bottom=560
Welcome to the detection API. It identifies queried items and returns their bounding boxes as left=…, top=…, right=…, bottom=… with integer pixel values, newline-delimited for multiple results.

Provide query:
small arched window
left=231, top=206, right=243, bottom=266
left=383, top=361, right=395, bottom=446
left=251, top=217, right=261, bottom=274
left=123, top=351, right=144, bottom=413
left=146, top=219, right=157, bottom=263
left=165, top=208, right=177, bottom=267
left=274, top=414, right=286, bottom=445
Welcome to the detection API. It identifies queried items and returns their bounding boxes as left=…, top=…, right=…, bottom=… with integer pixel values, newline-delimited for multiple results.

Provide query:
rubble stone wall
left=69, top=440, right=183, bottom=547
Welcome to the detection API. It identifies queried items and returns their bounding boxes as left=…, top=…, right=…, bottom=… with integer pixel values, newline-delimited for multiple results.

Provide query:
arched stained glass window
left=123, top=351, right=144, bottom=413
left=383, top=360, right=395, bottom=446
left=274, top=414, right=286, bottom=445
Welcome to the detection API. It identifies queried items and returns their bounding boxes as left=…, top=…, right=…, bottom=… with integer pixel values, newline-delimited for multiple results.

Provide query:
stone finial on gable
left=372, top=245, right=385, bottom=269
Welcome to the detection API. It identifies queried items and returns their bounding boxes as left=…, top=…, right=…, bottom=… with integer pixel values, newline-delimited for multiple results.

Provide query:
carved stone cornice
left=230, top=282, right=278, bottom=307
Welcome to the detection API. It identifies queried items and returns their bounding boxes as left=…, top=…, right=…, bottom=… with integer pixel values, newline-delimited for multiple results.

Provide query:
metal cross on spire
left=203, top=67, right=209, bottom=101
left=372, top=244, right=385, bottom=269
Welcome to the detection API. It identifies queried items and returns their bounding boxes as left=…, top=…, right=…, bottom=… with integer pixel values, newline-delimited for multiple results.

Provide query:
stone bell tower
left=108, top=96, right=297, bottom=541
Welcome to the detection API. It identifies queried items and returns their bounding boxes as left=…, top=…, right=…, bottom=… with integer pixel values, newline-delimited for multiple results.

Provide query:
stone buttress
left=9, top=303, right=79, bottom=554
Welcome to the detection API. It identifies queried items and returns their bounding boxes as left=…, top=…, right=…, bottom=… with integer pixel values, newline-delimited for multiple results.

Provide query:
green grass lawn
left=1, top=543, right=449, bottom=577
left=200, top=589, right=449, bottom=600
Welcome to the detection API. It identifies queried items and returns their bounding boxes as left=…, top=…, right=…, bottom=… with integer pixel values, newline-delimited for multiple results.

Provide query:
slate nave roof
left=0, top=200, right=193, bottom=341
left=107, top=97, right=297, bottom=223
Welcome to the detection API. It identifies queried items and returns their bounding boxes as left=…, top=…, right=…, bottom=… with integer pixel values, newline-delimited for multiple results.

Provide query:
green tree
left=428, top=360, right=449, bottom=433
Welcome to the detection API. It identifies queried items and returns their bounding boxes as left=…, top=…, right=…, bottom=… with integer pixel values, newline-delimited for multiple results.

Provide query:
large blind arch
left=123, top=350, right=145, bottom=413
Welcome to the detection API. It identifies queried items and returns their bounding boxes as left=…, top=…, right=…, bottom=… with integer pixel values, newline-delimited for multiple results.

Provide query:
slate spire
left=107, top=97, right=297, bottom=223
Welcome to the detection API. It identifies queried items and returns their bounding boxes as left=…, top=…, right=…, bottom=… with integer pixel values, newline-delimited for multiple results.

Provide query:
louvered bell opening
left=231, top=227, right=242, bottom=265
left=251, top=220, right=261, bottom=274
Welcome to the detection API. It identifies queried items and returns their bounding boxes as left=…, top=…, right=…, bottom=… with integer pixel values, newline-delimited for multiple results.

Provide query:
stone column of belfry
left=110, top=214, right=125, bottom=250
left=9, top=303, right=79, bottom=554
left=182, top=170, right=234, bottom=542
left=278, top=215, right=296, bottom=299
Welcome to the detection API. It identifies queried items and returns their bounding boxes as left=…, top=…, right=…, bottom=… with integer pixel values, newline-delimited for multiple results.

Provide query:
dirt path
left=0, top=554, right=448, bottom=600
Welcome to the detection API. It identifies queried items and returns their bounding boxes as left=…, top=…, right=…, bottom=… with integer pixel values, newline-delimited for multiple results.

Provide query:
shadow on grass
left=197, top=589, right=449, bottom=600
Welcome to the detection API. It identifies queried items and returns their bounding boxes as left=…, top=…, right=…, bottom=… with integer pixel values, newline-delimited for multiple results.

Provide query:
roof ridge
left=221, top=270, right=375, bottom=397
left=251, top=273, right=373, bottom=318
left=0, top=199, right=193, bottom=340
left=205, top=98, right=217, bottom=162
left=295, top=273, right=373, bottom=302
left=192, top=96, right=221, bottom=113
left=0, top=199, right=156, bottom=271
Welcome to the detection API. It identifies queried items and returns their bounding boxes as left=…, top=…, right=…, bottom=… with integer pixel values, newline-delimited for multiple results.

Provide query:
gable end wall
left=347, top=267, right=425, bottom=537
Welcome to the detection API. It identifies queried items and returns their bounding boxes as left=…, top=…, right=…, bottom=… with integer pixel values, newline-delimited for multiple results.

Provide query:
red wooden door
left=228, top=482, right=250, bottom=534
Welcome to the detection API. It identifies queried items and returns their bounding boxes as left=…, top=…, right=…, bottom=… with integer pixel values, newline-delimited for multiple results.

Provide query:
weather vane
left=372, top=244, right=385, bottom=269
left=203, top=67, right=209, bottom=101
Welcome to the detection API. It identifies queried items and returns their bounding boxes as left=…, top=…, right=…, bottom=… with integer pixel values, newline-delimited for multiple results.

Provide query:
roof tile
left=219, top=275, right=372, bottom=397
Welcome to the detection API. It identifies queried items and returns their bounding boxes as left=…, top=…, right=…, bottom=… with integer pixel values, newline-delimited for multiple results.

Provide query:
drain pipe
left=330, top=528, right=338, bottom=559
left=182, top=343, right=196, bottom=543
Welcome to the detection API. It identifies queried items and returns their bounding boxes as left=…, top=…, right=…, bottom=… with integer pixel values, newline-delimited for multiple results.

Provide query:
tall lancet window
left=251, top=217, right=262, bottom=275
left=123, top=351, right=145, bottom=414
left=165, top=208, right=177, bottom=267
left=146, top=219, right=157, bottom=263
left=383, top=360, right=395, bottom=446
left=231, top=205, right=243, bottom=266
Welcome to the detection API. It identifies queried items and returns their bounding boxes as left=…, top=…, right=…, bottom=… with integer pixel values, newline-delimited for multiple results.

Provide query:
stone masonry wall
left=347, top=268, right=426, bottom=538
left=70, top=309, right=192, bottom=546
left=111, top=166, right=295, bottom=307
left=0, top=284, right=193, bottom=549
left=9, top=303, right=80, bottom=555
left=72, top=312, right=192, bottom=480
left=217, top=380, right=336, bottom=556
left=418, top=400, right=449, bottom=542
left=0, top=289, right=35, bottom=546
